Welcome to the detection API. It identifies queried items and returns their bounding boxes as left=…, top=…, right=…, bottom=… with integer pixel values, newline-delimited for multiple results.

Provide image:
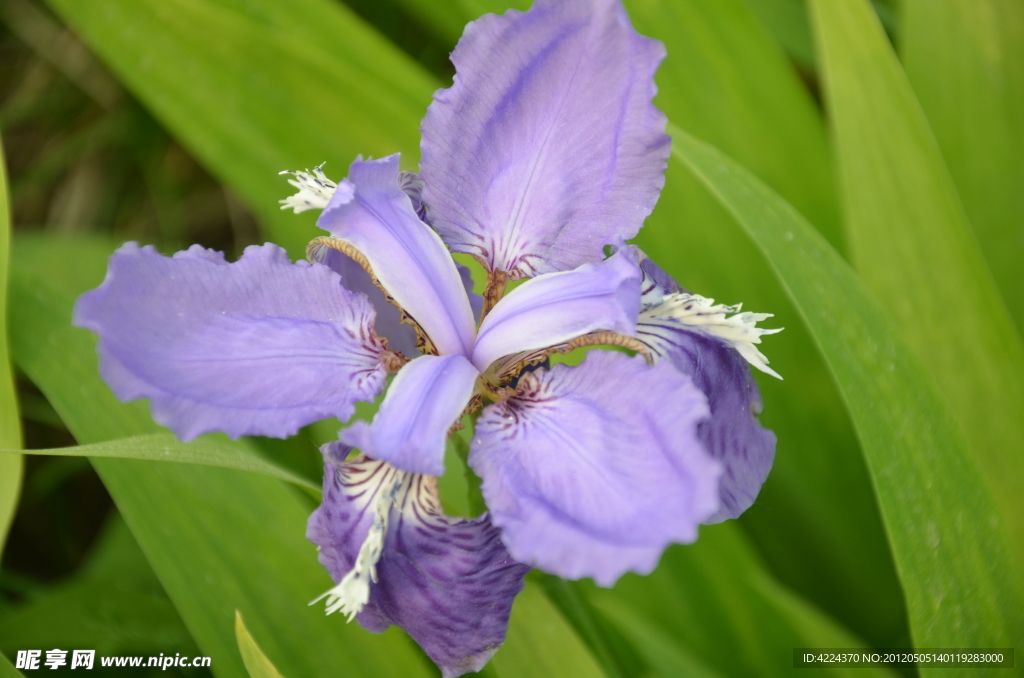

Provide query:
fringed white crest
left=279, top=165, right=337, bottom=213
left=311, top=469, right=405, bottom=621
left=641, top=292, right=783, bottom=379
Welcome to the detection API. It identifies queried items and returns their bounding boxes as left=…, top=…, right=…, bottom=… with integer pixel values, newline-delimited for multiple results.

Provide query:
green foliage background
left=0, top=0, right=1022, bottom=676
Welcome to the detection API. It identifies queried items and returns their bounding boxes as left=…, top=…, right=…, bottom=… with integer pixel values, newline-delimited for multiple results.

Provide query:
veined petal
left=634, top=251, right=777, bottom=522
left=310, top=244, right=484, bottom=358
left=471, top=249, right=641, bottom=372
left=308, top=448, right=529, bottom=678
left=316, top=155, right=476, bottom=357
left=469, top=350, right=720, bottom=586
left=73, top=243, right=387, bottom=441
left=420, top=0, right=671, bottom=278
left=309, top=243, right=420, bottom=357
left=340, top=354, right=479, bottom=476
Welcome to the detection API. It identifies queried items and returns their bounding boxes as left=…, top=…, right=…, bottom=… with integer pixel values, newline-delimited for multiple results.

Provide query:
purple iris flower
left=73, top=0, right=780, bottom=675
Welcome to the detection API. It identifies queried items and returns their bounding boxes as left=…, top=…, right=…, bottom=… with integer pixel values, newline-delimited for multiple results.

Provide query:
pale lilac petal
left=74, top=243, right=387, bottom=441
left=308, top=449, right=529, bottom=678
left=471, top=250, right=641, bottom=372
left=308, top=243, right=419, bottom=357
left=420, top=0, right=671, bottom=277
left=469, top=350, right=720, bottom=586
left=340, top=354, right=479, bottom=476
left=317, top=155, right=476, bottom=357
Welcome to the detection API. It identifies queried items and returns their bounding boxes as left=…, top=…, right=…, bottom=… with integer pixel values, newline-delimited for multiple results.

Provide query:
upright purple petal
left=308, top=448, right=529, bottom=678
left=469, top=350, right=720, bottom=586
left=340, top=354, right=479, bottom=476
left=633, top=250, right=777, bottom=522
left=471, top=250, right=641, bottom=372
left=74, top=243, right=387, bottom=441
left=317, top=155, right=476, bottom=356
left=420, top=0, right=671, bottom=277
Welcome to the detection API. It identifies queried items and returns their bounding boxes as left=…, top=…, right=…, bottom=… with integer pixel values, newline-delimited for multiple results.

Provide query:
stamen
left=310, top=470, right=405, bottom=621
left=481, top=270, right=510, bottom=319
left=279, top=165, right=337, bottom=213
left=641, top=293, right=783, bottom=379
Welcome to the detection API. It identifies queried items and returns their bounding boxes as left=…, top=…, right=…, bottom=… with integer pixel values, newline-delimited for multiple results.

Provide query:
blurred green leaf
left=901, top=0, right=1024, bottom=335
left=623, top=0, right=906, bottom=648
left=590, top=524, right=894, bottom=678
left=234, top=611, right=287, bottom=678
left=809, top=0, right=1024, bottom=567
left=0, top=515, right=199, bottom=656
left=7, top=261, right=433, bottom=678
left=46, top=0, right=437, bottom=258
left=491, top=582, right=607, bottom=678
left=0, top=133, right=23, bottom=559
left=593, top=593, right=729, bottom=678
left=741, top=0, right=816, bottom=68
left=3, top=433, right=319, bottom=492
left=671, top=125, right=1024, bottom=651
left=0, top=652, right=25, bottom=678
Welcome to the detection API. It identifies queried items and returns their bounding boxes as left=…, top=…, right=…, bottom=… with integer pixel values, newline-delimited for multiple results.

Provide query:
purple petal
left=420, top=0, right=671, bottom=277
left=471, top=250, right=641, bottom=372
left=633, top=249, right=777, bottom=521
left=317, top=155, right=476, bottom=357
left=73, top=243, right=387, bottom=441
left=469, top=350, right=720, bottom=586
left=308, top=243, right=420, bottom=357
left=340, top=354, right=479, bottom=476
left=308, top=449, right=529, bottom=678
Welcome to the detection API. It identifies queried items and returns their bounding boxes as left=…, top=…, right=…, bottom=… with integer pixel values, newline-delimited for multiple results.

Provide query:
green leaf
left=741, top=0, right=816, bottom=68
left=624, top=0, right=906, bottom=648
left=235, top=611, right=287, bottom=678
left=900, top=0, right=1024, bottom=335
left=0, top=132, right=23, bottom=560
left=7, top=263, right=433, bottom=678
left=0, top=515, right=198, bottom=656
left=45, top=0, right=437, bottom=258
left=589, top=523, right=894, bottom=678
left=808, top=0, right=1024, bottom=568
left=3, top=433, right=319, bottom=492
left=0, top=652, right=25, bottom=678
left=491, top=582, right=607, bottom=678
left=670, top=124, right=1024, bottom=651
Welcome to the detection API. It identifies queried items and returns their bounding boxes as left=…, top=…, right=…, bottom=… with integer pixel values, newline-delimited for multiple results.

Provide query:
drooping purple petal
left=420, top=0, right=671, bottom=277
left=633, top=250, right=777, bottom=522
left=317, top=155, right=476, bottom=356
left=469, top=350, right=720, bottom=586
left=340, top=354, right=479, bottom=476
left=471, top=250, right=641, bottom=372
left=308, top=448, right=529, bottom=678
left=73, top=243, right=387, bottom=441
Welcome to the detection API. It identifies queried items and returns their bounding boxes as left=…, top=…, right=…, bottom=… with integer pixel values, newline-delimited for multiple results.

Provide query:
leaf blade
left=670, top=124, right=1024, bottom=651
left=235, top=611, right=287, bottom=678
left=0, top=132, right=23, bottom=559
left=2, top=433, right=319, bottom=492
left=808, top=0, right=1024, bottom=565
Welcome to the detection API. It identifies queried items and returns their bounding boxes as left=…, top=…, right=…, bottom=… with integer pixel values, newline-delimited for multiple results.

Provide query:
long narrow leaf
left=46, top=0, right=437, bottom=258
left=901, top=0, right=1024, bottom=334
left=491, top=583, right=607, bottom=678
left=2, top=434, right=318, bottom=492
left=0, top=135, right=22, bottom=559
left=808, top=0, right=1024, bottom=564
left=670, top=124, right=1024, bottom=653
left=235, top=612, right=287, bottom=678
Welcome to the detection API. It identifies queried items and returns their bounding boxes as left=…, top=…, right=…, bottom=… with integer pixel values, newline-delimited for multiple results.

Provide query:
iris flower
left=74, top=0, right=780, bottom=675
